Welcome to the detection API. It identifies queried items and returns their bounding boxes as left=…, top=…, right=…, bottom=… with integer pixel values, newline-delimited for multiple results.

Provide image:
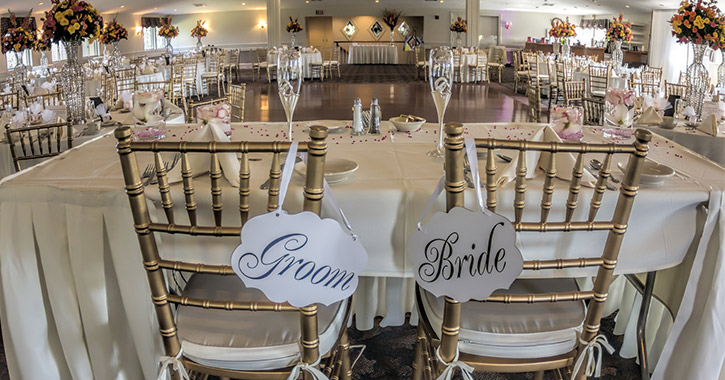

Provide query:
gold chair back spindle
left=4, top=122, right=73, bottom=172
left=267, top=151, right=282, bottom=212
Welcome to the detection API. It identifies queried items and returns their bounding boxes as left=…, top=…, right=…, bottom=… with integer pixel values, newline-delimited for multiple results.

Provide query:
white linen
left=641, top=123, right=725, bottom=165
left=268, top=51, right=323, bottom=78
left=347, top=45, right=398, bottom=65
left=0, top=121, right=723, bottom=380
left=457, top=54, right=482, bottom=83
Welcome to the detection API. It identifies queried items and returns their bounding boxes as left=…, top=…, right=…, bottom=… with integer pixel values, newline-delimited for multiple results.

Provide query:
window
left=143, top=26, right=166, bottom=51
left=82, top=40, right=101, bottom=57
left=51, top=42, right=67, bottom=62
left=5, top=50, right=33, bottom=69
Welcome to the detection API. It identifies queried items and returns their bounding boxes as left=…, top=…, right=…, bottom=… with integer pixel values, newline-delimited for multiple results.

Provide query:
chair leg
left=514, top=78, right=519, bottom=93
left=412, top=323, right=427, bottom=380
left=533, top=370, right=545, bottom=380
left=338, top=329, right=352, bottom=380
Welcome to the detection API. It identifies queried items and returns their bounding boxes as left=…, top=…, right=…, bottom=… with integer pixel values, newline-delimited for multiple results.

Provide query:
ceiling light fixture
left=120, top=5, right=125, bottom=8
left=625, top=4, right=630, bottom=7
left=38, top=2, right=44, bottom=5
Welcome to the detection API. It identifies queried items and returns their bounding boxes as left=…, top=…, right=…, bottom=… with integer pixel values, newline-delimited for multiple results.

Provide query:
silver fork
left=260, top=155, right=303, bottom=190
left=583, top=166, right=617, bottom=191
left=140, top=164, right=155, bottom=186
left=147, top=154, right=182, bottom=186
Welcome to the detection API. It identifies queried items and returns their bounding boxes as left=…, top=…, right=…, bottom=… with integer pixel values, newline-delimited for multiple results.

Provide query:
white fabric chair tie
left=286, top=357, right=328, bottom=380
left=435, top=347, right=474, bottom=380
left=157, top=349, right=190, bottom=380
left=572, top=335, right=615, bottom=378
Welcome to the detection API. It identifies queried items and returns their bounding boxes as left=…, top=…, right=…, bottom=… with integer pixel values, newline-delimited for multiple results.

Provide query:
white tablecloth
left=268, top=51, right=323, bottom=79
left=348, top=45, right=398, bottom=64
left=0, top=122, right=723, bottom=379
left=641, top=123, right=725, bottom=165
left=457, top=54, right=484, bottom=83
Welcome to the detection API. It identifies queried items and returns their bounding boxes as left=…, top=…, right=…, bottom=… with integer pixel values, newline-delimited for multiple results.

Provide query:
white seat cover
left=177, top=274, right=347, bottom=370
left=421, top=278, right=585, bottom=359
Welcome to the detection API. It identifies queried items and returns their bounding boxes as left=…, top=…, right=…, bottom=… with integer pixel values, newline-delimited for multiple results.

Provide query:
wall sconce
left=258, top=20, right=266, bottom=29
left=504, top=21, right=512, bottom=30
left=135, top=26, right=143, bottom=34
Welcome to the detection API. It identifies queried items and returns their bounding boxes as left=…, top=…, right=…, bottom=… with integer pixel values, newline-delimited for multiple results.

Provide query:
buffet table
left=0, top=121, right=723, bottom=379
left=348, top=45, right=398, bottom=64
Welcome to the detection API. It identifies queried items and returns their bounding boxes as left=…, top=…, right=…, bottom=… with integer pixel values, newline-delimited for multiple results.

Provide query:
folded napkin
left=132, top=91, right=164, bottom=123
left=117, top=91, right=133, bottom=110
left=643, top=95, right=672, bottom=113
left=166, top=121, right=240, bottom=187
left=41, top=109, right=55, bottom=124
left=41, top=81, right=57, bottom=93
left=161, top=99, right=183, bottom=119
left=638, top=107, right=663, bottom=125
left=697, top=114, right=722, bottom=136
left=142, top=65, right=155, bottom=75
left=681, top=105, right=697, bottom=123
left=95, top=103, right=111, bottom=122
left=29, top=102, right=44, bottom=116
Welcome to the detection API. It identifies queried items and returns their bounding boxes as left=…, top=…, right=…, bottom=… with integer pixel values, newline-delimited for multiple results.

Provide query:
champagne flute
left=277, top=49, right=303, bottom=142
left=427, top=47, right=453, bottom=158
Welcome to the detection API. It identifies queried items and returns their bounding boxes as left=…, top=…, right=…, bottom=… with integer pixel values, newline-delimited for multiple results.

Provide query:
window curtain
left=649, top=10, right=690, bottom=84
left=141, top=17, right=162, bottom=28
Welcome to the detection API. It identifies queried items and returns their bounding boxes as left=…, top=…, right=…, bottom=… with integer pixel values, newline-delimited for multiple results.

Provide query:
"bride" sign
left=407, top=207, right=523, bottom=302
left=231, top=210, right=367, bottom=307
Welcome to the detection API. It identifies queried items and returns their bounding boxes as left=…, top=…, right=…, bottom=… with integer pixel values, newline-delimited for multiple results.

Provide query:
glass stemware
left=427, top=47, right=453, bottom=158
left=277, top=49, right=303, bottom=142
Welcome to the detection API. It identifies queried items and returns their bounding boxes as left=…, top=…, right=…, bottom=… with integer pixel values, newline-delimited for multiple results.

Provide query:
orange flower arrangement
left=549, top=17, right=577, bottom=38
left=670, top=0, right=725, bottom=49
left=607, top=13, right=633, bottom=42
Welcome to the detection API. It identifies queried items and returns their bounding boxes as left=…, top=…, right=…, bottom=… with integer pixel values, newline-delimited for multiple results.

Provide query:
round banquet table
left=457, top=53, right=484, bottom=83
left=0, top=121, right=723, bottom=379
left=268, top=50, right=323, bottom=78
left=347, top=45, right=398, bottom=64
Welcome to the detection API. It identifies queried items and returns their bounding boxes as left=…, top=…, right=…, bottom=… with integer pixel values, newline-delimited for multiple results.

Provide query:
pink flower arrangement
left=605, top=88, right=635, bottom=107
left=197, top=102, right=232, bottom=135
left=550, top=106, right=584, bottom=140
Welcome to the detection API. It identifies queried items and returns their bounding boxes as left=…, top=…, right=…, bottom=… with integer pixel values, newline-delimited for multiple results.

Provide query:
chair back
left=4, top=122, right=73, bottom=172
left=428, top=122, right=651, bottom=367
left=477, top=50, right=488, bottom=67
left=114, top=67, right=136, bottom=95
left=556, top=60, right=572, bottom=89
left=227, top=83, right=246, bottom=122
left=665, top=81, right=687, bottom=99
left=583, top=97, right=605, bottom=126
left=113, top=125, right=334, bottom=375
left=0, top=91, right=21, bottom=110
left=135, top=80, right=171, bottom=96
left=587, top=64, right=610, bottom=97
left=527, top=82, right=542, bottom=122
left=564, top=80, right=586, bottom=106
left=187, top=97, right=228, bottom=123
left=24, top=92, right=63, bottom=108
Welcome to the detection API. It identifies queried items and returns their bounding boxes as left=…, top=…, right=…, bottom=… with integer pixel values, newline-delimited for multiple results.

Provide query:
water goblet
left=427, top=47, right=453, bottom=158
left=277, top=49, right=303, bottom=142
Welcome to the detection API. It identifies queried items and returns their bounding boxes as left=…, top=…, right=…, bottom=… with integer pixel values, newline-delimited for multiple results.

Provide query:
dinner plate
left=303, top=120, right=346, bottom=133
left=617, top=160, right=675, bottom=185
left=294, top=158, right=359, bottom=184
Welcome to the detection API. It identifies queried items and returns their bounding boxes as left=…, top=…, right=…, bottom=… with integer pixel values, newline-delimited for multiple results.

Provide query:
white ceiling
left=3, top=0, right=682, bottom=18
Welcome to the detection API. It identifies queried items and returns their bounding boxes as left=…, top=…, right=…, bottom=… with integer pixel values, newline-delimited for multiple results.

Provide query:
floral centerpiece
left=550, top=106, right=584, bottom=140
left=1, top=10, right=37, bottom=56
left=42, top=0, right=103, bottom=124
left=450, top=16, right=467, bottom=48
left=549, top=17, right=577, bottom=38
left=34, top=32, right=52, bottom=68
left=606, top=14, right=632, bottom=73
left=98, top=17, right=128, bottom=44
left=603, top=88, right=636, bottom=139
left=382, top=9, right=402, bottom=45
left=158, top=17, right=178, bottom=55
left=670, top=0, right=724, bottom=117
left=197, top=102, right=232, bottom=136
left=286, top=17, right=302, bottom=46
left=191, top=20, right=208, bottom=50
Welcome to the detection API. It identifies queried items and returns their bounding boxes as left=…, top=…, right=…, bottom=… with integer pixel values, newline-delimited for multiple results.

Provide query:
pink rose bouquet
left=550, top=106, right=584, bottom=140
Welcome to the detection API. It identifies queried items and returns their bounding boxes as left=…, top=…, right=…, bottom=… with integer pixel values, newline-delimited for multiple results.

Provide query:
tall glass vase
left=61, top=40, right=85, bottom=124
left=611, top=40, right=624, bottom=75
left=456, top=32, right=463, bottom=48
left=290, top=32, right=296, bottom=48
left=718, top=49, right=725, bottom=88
left=561, top=38, right=571, bottom=57
left=390, top=29, right=395, bottom=46
left=40, top=50, right=49, bottom=68
left=196, top=37, right=203, bottom=51
left=112, top=41, right=120, bottom=67
left=686, top=43, right=709, bottom=119
left=11, top=51, right=27, bottom=93
left=165, top=38, right=174, bottom=55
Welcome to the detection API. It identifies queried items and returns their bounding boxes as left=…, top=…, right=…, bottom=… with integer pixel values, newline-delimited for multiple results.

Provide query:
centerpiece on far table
left=34, top=31, right=51, bottom=70
left=286, top=17, right=302, bottom=47
left=670, top=0, right=725, bottom=118
left=449, top=16, right=467, bottom=48
left=606, top=13, right=632, bottom=74
left=98, top=16, right=128, bottom=67
left=382, top=9, right=403, bottom=46
left=191, top=20, right=208, bottom=51
left=158, top=17, right=179, bottom=55
left=549, top=17, right=577, bottom=57
left=42, top=0, right=103, bottom=124
left=1, top=10, right=37, bottom=92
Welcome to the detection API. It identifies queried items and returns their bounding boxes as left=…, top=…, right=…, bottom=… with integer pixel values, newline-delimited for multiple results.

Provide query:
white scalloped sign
left=407, top=207, right=523, bottom=302
left=231, top=210, right=367, bottom=307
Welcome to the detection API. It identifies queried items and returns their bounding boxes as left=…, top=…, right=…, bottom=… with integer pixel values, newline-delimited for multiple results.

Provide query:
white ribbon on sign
left=277, top=142, right=300, bottom=211
left=434, top=347, right=474, bottom=380
left=572, top=335, right=615, bottom=378
left=156, top=350, right=190, bottom=380
left=285, top=357, right=329, bottom=380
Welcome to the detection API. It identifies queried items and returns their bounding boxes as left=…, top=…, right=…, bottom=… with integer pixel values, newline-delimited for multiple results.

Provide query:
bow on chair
left=286, top=357, right=329, bottom=380
left=435, top=347, right=475, bottom=380
left=157, top=349, right=190, bottom=380
left=572, top=335, right=615, bottom=378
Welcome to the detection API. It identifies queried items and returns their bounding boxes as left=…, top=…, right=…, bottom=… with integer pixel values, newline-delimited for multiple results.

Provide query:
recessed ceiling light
left=625, top=4, right=630, bottom=7
left=120, top=5, right=125, bottom=8
left=375, top=0, right=379, bottom=3
left=37, top=2, right=44, bottom=5
left=174, top=8, right=177, bottom=11
left=242, top=2, right=246, bottom=4
left=305, top=0, right=309, bottom=3
left=154, top=7, right=157, bottom=9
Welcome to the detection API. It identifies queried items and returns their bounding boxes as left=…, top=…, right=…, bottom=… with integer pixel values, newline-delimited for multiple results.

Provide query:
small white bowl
left=389, top=116, right=426, bottom=132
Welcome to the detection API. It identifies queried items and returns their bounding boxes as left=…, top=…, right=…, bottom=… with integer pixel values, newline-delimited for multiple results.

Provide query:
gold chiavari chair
left=563, top=80, right=586, bottom=106
left=643, top=66, right=663, bottom=88
left=678, top=71, right=689, bottom=85
left=114, top=67, right=137, bottom=96
left=665, top=81, right=687, bottom=99
left=467, top=50, right=489, bottom=84
left=415, top=44, right=429, bottom=81
left=4, top=122, right=73, bottom=172
left=226, top=49, right=241, bottom=82
left=252, top=48, right=268, bottom=82
left=135, top=80, right=171, bottom=98
left=587, top=64, right=610, bottom=98
left=113, top=125, right=353, bottom=380
left=412, top=123, right=652, bottom=380
left=452, top=50, right=463, bottom=83
left=0, top=91, right=21, bottom=110
left=550, top=60, right=573, bottom=110
left=323, top=46, right=341, bottom=79
left=169, top=62, right=187, bottom=112
left=24, top=92, right=64, bottom=108
left=183, top=58, right=201, bottom=101
left=527, top=81, right=542, bottom=122
left=266, top=51, right=278, bottom=83
left=201, top=54, right=225, bottom=97
left=186, top=97, right=228, bottom=123
left=514, top=51, right=530, bottom=94
left=227, top=83, right=246, bottom=122
left=100, top=72, right=117, bottom=105
left=527, top=54, right=551, bottom=103
left=583, top=97, right=605, bottom=126
left=631, top=72, right=659, bottom=97
left=487, top=47, right=505, bottom=83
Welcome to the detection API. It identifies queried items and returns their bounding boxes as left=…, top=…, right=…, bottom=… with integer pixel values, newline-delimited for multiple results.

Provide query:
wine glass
left=427, top=47, right=453, bottom=158
left=277, top=49, right=303, bottom=142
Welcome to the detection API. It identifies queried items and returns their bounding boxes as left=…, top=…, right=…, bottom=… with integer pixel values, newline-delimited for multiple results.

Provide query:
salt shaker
left=351, top=98, right=365, bottom=136
left=369, top=98, right=381, bottom=134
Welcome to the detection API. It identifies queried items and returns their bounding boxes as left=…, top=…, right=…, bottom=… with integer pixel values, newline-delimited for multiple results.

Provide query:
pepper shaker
left=369, top=98, right=381, bottom=134
left=351, top=98, right=365, bottom=136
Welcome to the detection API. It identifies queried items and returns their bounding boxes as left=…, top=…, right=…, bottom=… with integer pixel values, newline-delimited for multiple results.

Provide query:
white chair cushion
left=421, top=278, right=585, bottom=359
left=177, top=274, right=347, bottom=371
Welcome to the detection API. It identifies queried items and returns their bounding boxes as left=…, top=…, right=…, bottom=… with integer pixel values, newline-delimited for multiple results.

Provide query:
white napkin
left=41, top=81, right=57, bottom=93
left=3, top=84, right=11, bottom=93
left=142, top=65, right=155, bottom=75
left=166, top=122, right=241, bottom=187
left=638, top=107, right=663, bottom=125
left=643, top=95, right=671, bottom=113
left=697, top=114, right=722, bottom=136
left=161, top=99, right=183, bottom=119
left=41, top=109, right=55, bottom=124
left=95, top=103, right=111, bottom=122
left=118, top=91, right=133, bottom=110
left=11, top=111, right=26, bottom=128
left=132, top=92, right=163, bottom=123
left=29, top=102, right=44, bottom=116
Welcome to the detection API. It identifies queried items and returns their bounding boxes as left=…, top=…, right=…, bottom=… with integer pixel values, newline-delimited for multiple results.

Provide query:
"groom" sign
left=407, top=207, right=523, bottom=302
left=231, top=210, right=367, bottom=307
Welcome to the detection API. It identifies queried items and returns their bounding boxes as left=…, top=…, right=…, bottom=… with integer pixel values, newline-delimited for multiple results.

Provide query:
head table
left=0, top=120, right=722, bottom=380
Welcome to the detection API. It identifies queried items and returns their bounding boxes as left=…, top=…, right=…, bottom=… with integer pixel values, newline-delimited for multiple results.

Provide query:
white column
left=465, top=0, right=480, bottom=48
left=266, top=0, right=281, bottom=48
